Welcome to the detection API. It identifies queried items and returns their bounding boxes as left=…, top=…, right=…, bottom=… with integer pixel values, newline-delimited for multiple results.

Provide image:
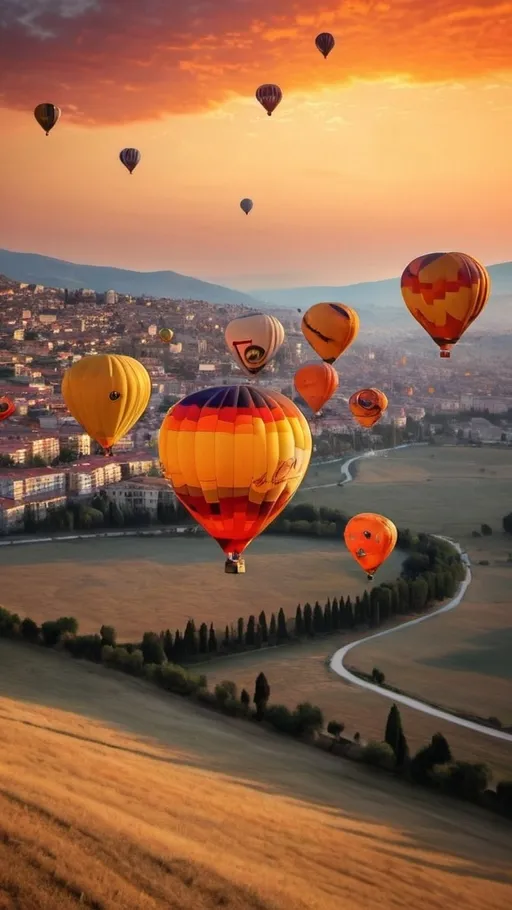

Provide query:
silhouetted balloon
left=400, top=252, right=491, bottom=358
left=34, top=103, right=60, bottom=135
left=240, top=198, right=253, bottom=215
left=256, top=84, right=282, bottom=116
left=315, top=33, right=335, bottom=58
left=119, top=148, right=141, bottom=174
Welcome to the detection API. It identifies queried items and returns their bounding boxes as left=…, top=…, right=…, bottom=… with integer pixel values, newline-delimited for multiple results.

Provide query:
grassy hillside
left=1, top=642, right=511, bottom=909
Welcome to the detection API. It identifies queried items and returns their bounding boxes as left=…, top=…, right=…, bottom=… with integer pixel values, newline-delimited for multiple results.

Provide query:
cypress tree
left=183, top=620, right=198, bottom=655
left=173, top=629, right=183, bottom=662
left=253, top=672, right=270, bottom=721
left=370, top=589, right=380, bottom=627
left=303, top=602, right=313, bottom=636
left=345, top=596, right=354, bottom=628
left=163, top=629, right=173, bottom=661
left=237, top=616, right=244, bottom=644
left=254, top=623, right=262, bottom=648
left=208, top=623, right=217, bottom=652
left=277, top=608, right=288, bottom=642
left=223, top=625, right=230, bottom=648
left=385, top=703, right=408, bottom=768
left=198, top=622, right=208, bottom=653
left=245, top=615, right=256, bottom=646
left=331, top=597, right=339, bottom=630
left=354, top=595, right=362, bottom=624
left=295, top=605, right=304, bottom=637
left=313, top=601, right=324, bottom=633
left=361, top=590, right=371, bottom=624
left=323, top=599, right=332, bottom=632
left=258, top=610, right=268, bottom=643
left=269, top=612, right=277, bottom=639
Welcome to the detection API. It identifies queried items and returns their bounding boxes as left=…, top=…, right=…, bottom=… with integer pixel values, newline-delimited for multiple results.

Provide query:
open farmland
left=1, top=641, right=511, bottom=910
left=0, top=534, right=403, bottom=640
left=204, top=445, right=512, bottom=779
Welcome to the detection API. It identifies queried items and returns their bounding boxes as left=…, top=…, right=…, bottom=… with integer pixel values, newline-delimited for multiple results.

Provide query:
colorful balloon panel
left=158, top=385, right=312, bottom=557
left=315, top=32, right=335, bottom=58
left=0, top=397, right=15, bottom=422
left=34, top=103, right=61, bottom=135
left=294, top=363, right=339, bottom=413
left=349, top=388, right=388, bottom=428
left=344, top=512, right=398, bottom=580
left=400, top=252, right=491, bottom=357
left=301, top=303, right=359, bottom=364
left=225, top=313, right=284, bottom=376
left=61, top=354, right=151, bottom=452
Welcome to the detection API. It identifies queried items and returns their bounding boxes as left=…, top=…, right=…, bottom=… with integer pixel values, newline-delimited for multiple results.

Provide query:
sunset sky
left=2, top=0, right=512, bottom=289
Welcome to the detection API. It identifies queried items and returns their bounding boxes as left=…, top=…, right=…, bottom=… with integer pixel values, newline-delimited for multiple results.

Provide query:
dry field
left=1, top=641, right=512, bottom=910
left=0, top=534, right=403, bottom=640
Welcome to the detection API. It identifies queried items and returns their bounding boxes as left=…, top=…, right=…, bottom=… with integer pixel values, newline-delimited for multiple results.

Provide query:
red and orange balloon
left=294, top=363, right=339, bottom=414
left=349, top=388, right=388, bottom=429
left=344, top=513, right=398, bottom=580
left=400, top=252, right=491, bottom=358
left=0, top=397, right=15, bottom=423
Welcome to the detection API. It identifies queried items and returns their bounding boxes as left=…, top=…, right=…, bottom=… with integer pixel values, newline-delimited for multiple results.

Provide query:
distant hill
left=0, top=248, right=263, bottom=308
left=254, top=261, right=512, bottom=310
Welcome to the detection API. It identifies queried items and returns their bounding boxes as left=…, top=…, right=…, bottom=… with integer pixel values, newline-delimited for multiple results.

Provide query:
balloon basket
left=440, top=351, right=450, bottom=359
left=366, top=573, right=374, bottom=581
left=225, top=557, right=246, bottom=574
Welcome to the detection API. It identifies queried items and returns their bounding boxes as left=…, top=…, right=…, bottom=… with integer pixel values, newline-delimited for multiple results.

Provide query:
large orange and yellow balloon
left=301, top=303, right=359, bottom=364
left=400, top=252, right=491, bottom=358
left=62, top=354, right=151, bottom=455
left=349, top=388, right=388, bottom=428
left=344, top=513, right=398, bottom=580
left=159, top=385, right=312, bottom=563
left=0, top=396, right=15, bottom=423
left=225, top=314, right=284, bottom=376
left=294, top=363, right=339, bottom=413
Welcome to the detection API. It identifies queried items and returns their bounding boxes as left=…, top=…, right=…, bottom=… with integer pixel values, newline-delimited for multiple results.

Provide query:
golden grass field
left=0, top=533, right=404, bottom=639
left=1, top=641, right=512, bottom=910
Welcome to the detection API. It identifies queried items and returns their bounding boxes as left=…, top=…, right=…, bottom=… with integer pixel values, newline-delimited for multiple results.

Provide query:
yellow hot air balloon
left=225, top=313, right=284, bottom=376
left=301, top=303, right=359, bottom=363
left=159, top=385, right=312, bottom=572
left=62, top=354, right=151, bottom=455
left=159, top=328, right=174, bottom=343
left=294, top=362, right=339, bottom=414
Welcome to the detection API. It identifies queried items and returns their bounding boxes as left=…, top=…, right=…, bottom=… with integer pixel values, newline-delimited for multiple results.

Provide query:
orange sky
left=2, top=0, right=512, bottom=289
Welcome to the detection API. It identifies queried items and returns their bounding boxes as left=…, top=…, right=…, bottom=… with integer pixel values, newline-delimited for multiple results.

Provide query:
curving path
left=328, top=447, right=512, bottom=743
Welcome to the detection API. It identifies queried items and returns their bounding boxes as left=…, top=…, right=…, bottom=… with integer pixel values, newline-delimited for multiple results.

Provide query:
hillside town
left=1, top=273, right=512, bottom=536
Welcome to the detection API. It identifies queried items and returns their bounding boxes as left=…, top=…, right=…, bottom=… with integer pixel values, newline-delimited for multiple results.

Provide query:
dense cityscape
left=1, top=270, right=512, bottom=536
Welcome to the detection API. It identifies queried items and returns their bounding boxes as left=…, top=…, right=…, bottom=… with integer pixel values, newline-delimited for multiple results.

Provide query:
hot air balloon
left=34, top=103, right=61, bottom=135
left=301, top=303, right=359, bottom=364
left=0, top=396, right=15, bottom=423
left=406, top=387, right=414, bottom=397
left=159, top=328, right=174, bottom=344
left=240, top=198, right=253, bottom=215
left=400, top=252, right=491, bottom=358
left=428, top=386, right=435, bottom=395
left=225, top=313, right=284, bottom=376
left=344, top=513, right=398, bottom=580
left=119, top=148, right=141, bottom=174
left=349, top=388, right=388, bottom=429
left=315, top=32, right=335, bottom=58
left=159, top=385, right=312, bottom=572
left=294, top=363, right=338, bottom=414
left=61, top=354, right=151, bottom=455
left=256, top=84, right=282, bottom=116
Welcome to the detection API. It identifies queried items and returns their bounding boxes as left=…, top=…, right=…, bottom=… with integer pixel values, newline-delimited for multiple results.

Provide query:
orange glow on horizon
left=2, top=1, right=512, bottom=288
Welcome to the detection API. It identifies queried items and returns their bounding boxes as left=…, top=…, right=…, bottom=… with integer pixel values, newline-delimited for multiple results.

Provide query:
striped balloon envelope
left=158, top=385, right=312, bottom=561
left=119, top=147, right=141, bottom=174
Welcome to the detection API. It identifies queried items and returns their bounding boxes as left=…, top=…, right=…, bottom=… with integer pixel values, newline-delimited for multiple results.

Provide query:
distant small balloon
left=119, top=148, right=141, bottom=174
left=159, top=328, right=174, bottom=344
left=34, top=103, right=61, bottom=136
left=256, top=84, right=283, bottom=116
left=315, top=33, right=335, bottom=58
left=240, top=198, right=253, bottom=215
